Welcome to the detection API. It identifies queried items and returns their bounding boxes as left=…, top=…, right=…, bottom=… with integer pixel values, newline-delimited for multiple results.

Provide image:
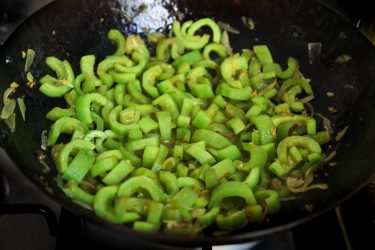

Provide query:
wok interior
left=1, top=0, right=375, bottom=245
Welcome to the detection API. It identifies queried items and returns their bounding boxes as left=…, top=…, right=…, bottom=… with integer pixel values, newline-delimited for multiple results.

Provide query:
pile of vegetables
left=37, top=18, right=330, bottom=234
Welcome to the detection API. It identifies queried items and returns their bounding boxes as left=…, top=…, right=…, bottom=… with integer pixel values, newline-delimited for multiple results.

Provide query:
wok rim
left=1, top=0, right=375, bottom=246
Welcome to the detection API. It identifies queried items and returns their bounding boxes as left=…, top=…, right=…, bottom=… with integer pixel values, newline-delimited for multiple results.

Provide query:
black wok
left=1, top=0, right=375, bottom=247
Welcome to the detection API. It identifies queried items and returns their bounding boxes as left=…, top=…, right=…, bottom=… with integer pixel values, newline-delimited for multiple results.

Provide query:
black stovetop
left=0, top=1, right=375, bottom=250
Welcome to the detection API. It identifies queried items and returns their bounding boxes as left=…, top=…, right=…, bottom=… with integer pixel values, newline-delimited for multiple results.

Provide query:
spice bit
left=176, top=11, right=184, bottom=21
left=54, top=78, right=73, bottom=88
left=328, top=161, right=338, bottom=167
left=2, top=111, right=16, bottom=132
left=27, top=81, right=37, bottom=89
left=45, top=186, right=54, bottom=194
left=326, top=91, right=334, bottom=97
left=26, top=72, right=34, bottom=82
left=10, top=82, right=19, bottom=89
left=337, top=32, right=347, bottom=39
left=305, top=204, right=314, bottom=212
left=241, top=16, right=256, bottom=30
left=26, top=72, right=36, bottom=88
left=35, top=149, right=47, bottom=161
left=99, top=18, right=104, bottom=23
left=328, top=106, right=337, bottom=113
left=335, top=54, right=352, bottom=64
left=52, top=30, right=56, bottom=36
left=343, top=83, right=354, bottom=90
left=247, top=18, right=255, bottom=30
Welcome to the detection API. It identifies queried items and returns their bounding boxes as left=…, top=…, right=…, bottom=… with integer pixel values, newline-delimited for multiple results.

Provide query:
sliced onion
left=299, top=95, right=314, bottom=104
left=1, top=99, right=16, bottom=120
left=315, top=112, right=333, bottom=134
left=17, top=97, right=26, bottom=121
left=304, top=102, right=314, bottom=117
left=3, top=87, right=15, bottom=105
left=217, top=21, right=240, bottom=34
left=258, top=80, right=277, bottom=96
left=24, top=48, right=35, bottom=72
left=221, top=30, right=233, bottom=55
left=335, top=125, right=349, bottom=141
left=4, top=113, right=16, bottom=133
left=286, top=176, right=305, bottom=189
left=324, top=150, right=337, bottom=163
left=286, top=169, right=328, bottom=193
left=287, top=175, right=328, bottom=193
left=41, top=130, right=48, bottom=150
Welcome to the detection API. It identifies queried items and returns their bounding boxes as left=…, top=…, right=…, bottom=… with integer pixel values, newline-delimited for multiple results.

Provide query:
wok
left=1, top=0, right=375, bottom=247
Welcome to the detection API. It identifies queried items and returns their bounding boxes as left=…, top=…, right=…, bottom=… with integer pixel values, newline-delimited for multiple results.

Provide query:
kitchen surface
left=1, top=0, right=375, bottom=249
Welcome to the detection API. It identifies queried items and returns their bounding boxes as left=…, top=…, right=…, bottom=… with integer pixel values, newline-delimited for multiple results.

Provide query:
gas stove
left=0, top=1, right=375, bottom=250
